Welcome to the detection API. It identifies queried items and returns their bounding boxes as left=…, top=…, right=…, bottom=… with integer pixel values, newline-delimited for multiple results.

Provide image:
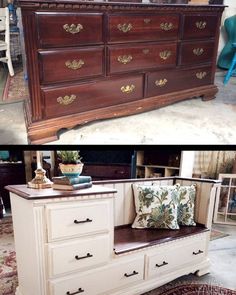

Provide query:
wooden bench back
left=95, top=177, right=221, bottom=229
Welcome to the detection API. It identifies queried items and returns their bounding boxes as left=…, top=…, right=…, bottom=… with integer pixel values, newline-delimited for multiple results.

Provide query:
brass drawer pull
left=117, top=55, right=133, bottom=64
left=124, top=270, right=139, bottom=277
left=195, top=21, right=207, bottom=30
left=74, top=218, right=92, bottom=224
left=156, top=261, right=168, bottom=268
left=193, top=250, right=204, bottom=255
left=121, top=84, right=135, bottom=94
left=57, top=94, right=76, bottom=106
left=196, top=71, right=207, bottom=79
left=144, top=18, right=151, bottom=24
left=63, top=23, right=83, bottom=34
left=160, top=22, right=173, bottom=31
left=117, top=23, right=132, bottom=33
left=159, top=50, right=171, bottom=60
left=65, top=59, right=84, bottom=70
left=75, top=253, right=93, bottom=260
left=155, top=78, right=168, bottom=87
left=193, top=48, right=204, bottom=56
left=142, top=49, right=150, bottom=55
left=66, top=288, right=84, bottom=295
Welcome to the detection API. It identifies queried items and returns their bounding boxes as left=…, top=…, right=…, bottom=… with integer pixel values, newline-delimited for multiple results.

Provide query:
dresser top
left=5, top=184, right=117, bottom=200
left=18, top=0, right=225, bottom=9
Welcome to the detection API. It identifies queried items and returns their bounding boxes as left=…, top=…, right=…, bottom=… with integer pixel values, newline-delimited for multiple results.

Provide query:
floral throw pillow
left=132, top=184, right=179, bottom=230
left=177, top=184, right=196, bottom=226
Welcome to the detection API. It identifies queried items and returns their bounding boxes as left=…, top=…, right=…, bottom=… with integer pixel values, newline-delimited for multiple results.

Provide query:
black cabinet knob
left=124, top=270, right=139, bottom=277
left=156, top=261, right=168, bottom=268
left=74, top=218, right=92, bottom=224
left=66, top=287, right=84, bottom=295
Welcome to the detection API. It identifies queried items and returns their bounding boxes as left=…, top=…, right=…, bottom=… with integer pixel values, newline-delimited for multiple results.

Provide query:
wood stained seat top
left=114, top=224, right=209, bottom=255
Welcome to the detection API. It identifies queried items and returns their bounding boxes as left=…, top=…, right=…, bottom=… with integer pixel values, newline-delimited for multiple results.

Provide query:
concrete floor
left=206, top=223, right=236, bottom=289
left=0, top=73, right=236, bottom=144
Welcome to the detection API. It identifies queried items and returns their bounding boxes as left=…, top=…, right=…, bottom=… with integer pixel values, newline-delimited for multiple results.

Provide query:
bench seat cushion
left=114, top=224, right=208, bottom=255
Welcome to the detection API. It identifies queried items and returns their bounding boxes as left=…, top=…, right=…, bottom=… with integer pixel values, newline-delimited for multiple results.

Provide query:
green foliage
left=58, top=151, right=82, bottom=164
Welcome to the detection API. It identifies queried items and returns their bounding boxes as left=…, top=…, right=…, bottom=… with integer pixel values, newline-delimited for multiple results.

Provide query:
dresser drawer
left=146, top=66, right=212, bottom=97
left=39, top=47, right=104, bottom=84
left=108, top=42, right=177, bottom=74
left=46, top=200, right=111, bottom=241
left=36, top=12, right=103, bottom=48
left=49, top=257, right=144, bottom=295
left=182, top=14, right=218, bottom=40
left=108, top=14, right=179, bottom=43
left=48, top=234, right=110, bottom=277
left=83, top=164, right=131, bottom=180
left=146, top=234, right=206, bottom=279
left=179, top=40, right=215, bottom=66
left=42, top=75, right=143, bottom=119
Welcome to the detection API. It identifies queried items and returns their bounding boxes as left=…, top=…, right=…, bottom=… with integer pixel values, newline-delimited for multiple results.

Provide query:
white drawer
left=46, top=200, right=112, bottom=241
left=146, top=234, right=207, bottom=279
left=48, top=234, right=110, bottom=277
left=49, top=257, right=144, bottom=295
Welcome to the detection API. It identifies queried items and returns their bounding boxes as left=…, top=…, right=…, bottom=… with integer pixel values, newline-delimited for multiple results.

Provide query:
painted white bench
left=7, top=176, right=221, bottom=295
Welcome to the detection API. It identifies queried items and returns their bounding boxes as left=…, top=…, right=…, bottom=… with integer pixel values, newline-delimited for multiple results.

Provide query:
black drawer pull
left=124, top=270, right=139, bottom=277
left=74, top=218, right=92, bottom=224
left=156, top=261, right=168, bottom=268
left=193, top=250, right=204, bottom=255
left=75, top=253, right=93, bottom=260
left=66, top=288, right=84, bottom=295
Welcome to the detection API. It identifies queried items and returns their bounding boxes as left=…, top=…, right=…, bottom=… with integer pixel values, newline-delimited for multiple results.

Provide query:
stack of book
left=52, top=175, right=92, bottom=190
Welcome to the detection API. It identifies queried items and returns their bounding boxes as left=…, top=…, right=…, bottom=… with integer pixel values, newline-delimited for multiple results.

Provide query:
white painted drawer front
left=48, top=234, right=110, bottom=277
left=147, top=234, right=206, bottom=278
left=46, top=200, right=111, bottom=241
left=50, top=257, right=144, bottom=295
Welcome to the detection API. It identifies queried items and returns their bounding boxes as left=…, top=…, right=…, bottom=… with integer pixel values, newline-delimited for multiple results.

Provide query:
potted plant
left=58, top=151, right=83, bottom=179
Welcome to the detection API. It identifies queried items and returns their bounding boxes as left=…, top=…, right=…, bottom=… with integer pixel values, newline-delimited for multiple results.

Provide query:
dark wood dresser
left=19, top=0, right=225, bottom=143
left=0, top=163, right=26, bottom=209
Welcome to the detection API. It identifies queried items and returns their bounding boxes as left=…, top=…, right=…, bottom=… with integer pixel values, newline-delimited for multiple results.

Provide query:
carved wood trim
left=18, top=1, right=225, bottom=12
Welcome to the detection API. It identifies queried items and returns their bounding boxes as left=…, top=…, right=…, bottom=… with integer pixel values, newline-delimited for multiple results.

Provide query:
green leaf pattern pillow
left=177, top=184, right=196, bottom=226
left=132, top=185, right=180, bottom=230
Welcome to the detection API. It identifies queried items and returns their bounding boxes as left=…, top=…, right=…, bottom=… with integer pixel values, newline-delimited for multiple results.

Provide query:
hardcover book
left=52, top=175, right=92, bottom=185
left=52, top=182, right=93, bottom=191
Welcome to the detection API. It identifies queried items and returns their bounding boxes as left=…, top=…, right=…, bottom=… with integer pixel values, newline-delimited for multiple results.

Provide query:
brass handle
left=117, top=55, right=133, bottom=64
left=117, top=23, right=132, bottom=33
left=142, top=49, right=150, bottom=55
left=193, top=48, right=204, bottom=56
left=121, top=84, right=135, bottom=94
left=144, top=18, right=151, bottom=24
left=159, top=50, right=171, bottom=60
left=196, top=72, right=207, bottom=79
left=63, top=24, right=83, bottom=34
left=155, top=79, right=168, bottom=87
left=195, top=21, right=207, bottom=30
left=65, top=59, right=84, bottom=70
left=160, top=22, right=173, bottom=31
left=57, top=94, right=76, bottom=105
